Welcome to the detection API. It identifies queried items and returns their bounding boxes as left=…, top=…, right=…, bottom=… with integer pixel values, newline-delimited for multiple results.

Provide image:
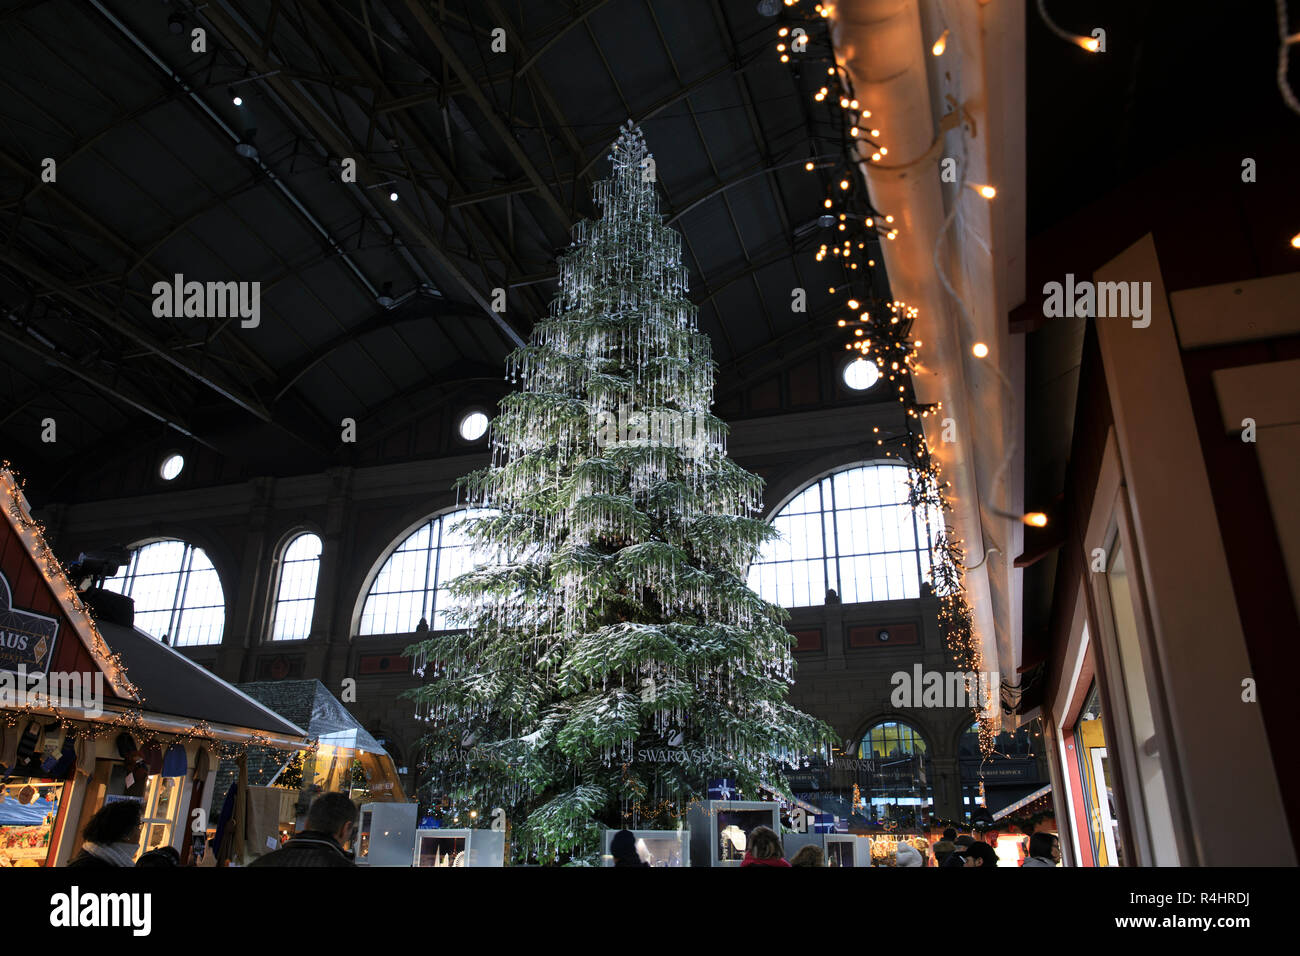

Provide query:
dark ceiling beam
left=296, top=0, right=552, bottom=333
left=335, top=371, right=503, bottom=454
left=195, top=0, right=526, bottom=349
left=0, top=243, right=271, bottom=421
left=272, top=299, right=482, bottom=401
left=0, top=320, right=217, bottom=449
left=482, top=0, right=594, bottom=218
left=399, top=0, right=574, bottom=238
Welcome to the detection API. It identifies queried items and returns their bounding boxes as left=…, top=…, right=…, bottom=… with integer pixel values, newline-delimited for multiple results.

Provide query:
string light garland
left=768, top=8, right=996, bottom=757
left=1, top=463, right=308, bottom=762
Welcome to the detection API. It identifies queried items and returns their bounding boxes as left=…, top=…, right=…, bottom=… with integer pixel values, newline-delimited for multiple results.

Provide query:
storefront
left=0, top=467, right=310, bottom=866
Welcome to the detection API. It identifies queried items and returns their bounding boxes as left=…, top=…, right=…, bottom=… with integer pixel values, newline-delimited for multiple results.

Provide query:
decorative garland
left=769, top=4, right=994, bottom=757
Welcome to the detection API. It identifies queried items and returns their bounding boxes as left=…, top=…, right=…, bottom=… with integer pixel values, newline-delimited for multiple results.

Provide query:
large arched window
left=103, top=539, right=225, bottom=646
left=748, top=462, right=942, bottom=608
left=855, top=719, right=934, bottom=827
left=359, top=509, right=494, bottom=635
left=269, top=533, right=322, bottom=641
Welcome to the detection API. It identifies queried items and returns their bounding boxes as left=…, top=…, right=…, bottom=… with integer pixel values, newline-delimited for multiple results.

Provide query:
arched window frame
left=103, top=538, right=225, bottom=647
left=268, top=531, right=323, bottom=642
left=357, top=507, right=495, bottom=636
left=748, top=461, right=943, bottom=608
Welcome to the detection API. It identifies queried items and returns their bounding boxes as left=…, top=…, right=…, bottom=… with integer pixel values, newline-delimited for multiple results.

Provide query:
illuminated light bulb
left=840, top=97, right=850, bottom=108
left=914, top=339, right=922, bottom=347
left=885, top=214, right=894, bottom=223
left=1291, top=232, right=1300, bottom=249
left=860, top=312, right=868, bottom=320
left=780, top=54, right=789, bottom=62
left=932, top=29, right=949, bottom=56
left=879, top=147, right=888, bottom=155
left=839, top=179, right=850, bottom=190
left=870, top=129, right=880, bottom=137
left=779, top=27, right=789, bottom=36
left=862, top=110, right=871, bottom=118
left=837, top=319, right=846, bottom=327
left=868, top=259, right=875, bottom=266
left=850, top=99, right=859, bottom=109
left=871, top=152, right=881, bottom=161
left=971, top=342, right=989, bottom=358
left=847, top=298, right=859, bottom=309
left=777, top=43, right=786, bottom=51
left=854, top=329, right=863, bottom=336
left=824, top=198, right=833, bottom=208
left=805, top=161, right=815, bottom=171
left=865, top=217, right=874, bottom=227
left=844, top=343, right=852, bottom=350
left=828, top=67, right=835, bottom=75
left=1024, top=512, right=1049, bottom=528
left=838, top=223, right=846, bottom=231
left=1079, top=35, right=1100, bottom=52
left=839, top=213, right=846, bottom=219
left=850, top=127, right=859, bottom=137
left=969, top=183, right=996, bottom=199
left=850, top=262, right=858, bottom=269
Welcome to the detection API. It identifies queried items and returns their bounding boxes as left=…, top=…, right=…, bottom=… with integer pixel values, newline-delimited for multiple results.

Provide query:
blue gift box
left=707, top=779, right=738, bottom=800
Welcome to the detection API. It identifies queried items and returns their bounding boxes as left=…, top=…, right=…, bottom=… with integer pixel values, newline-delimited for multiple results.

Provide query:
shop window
left=0, top=779, right=66, bottom=867
left=747, top=463, right=944, bottom=608
left=1074, top=683, right=1124, bottom=866
left=269, top=533, right=322, bottom=641
left=853, top=720, right=934, bottom=828
left=103, top=539, right=225, bottom=646
left=359, top=508, right=497, bottom=634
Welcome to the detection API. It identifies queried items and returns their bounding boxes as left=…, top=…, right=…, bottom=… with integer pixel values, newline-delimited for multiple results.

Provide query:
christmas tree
left=406, top=122, right=832, bottom=863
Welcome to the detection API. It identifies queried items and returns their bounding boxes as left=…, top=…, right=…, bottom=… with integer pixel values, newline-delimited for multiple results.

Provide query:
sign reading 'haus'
left=0, top=570, right=58, bottom=674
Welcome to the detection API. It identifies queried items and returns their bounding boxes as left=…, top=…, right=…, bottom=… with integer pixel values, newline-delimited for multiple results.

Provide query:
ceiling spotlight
left=227, top=86, right=243, bottom=106
left=389, top=191, right=399, bottom=202
left=971, top=342, right=989, bottom=358
left=757, top=0, right=782, bottom=15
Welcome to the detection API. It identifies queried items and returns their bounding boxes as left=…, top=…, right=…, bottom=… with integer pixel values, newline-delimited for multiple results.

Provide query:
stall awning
left=236, top=680, right=386, bottom=755
left=95, top=621, right=307, bottom=741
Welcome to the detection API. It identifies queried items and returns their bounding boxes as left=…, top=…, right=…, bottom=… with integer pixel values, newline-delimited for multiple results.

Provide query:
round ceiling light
left=160, top=453, right=184, bottom=481
left=842, top=358, right=880, bottom=391
left=458, top=410, right=489, bottom=442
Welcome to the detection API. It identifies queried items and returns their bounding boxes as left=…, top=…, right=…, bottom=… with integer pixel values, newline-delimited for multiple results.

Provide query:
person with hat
left=65, top=799, right=142, bottom=867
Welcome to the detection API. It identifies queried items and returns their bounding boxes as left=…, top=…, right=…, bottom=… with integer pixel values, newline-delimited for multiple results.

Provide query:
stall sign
left=0, top=572, right=58, bottom=676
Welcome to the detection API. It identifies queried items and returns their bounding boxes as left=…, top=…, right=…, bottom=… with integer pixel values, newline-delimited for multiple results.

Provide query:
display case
left=686, top=800, right=781, bottom=867
left=355, top=802, right=418, bottom=866
left=601, top=829, right=689, bottom=867
left=824, top=833, right=868, bottom=867
left=413, top=827, right=506, bottom=867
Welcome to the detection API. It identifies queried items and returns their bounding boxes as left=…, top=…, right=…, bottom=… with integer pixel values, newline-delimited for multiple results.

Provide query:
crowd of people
left=62, top=795, right=1061, bottom=867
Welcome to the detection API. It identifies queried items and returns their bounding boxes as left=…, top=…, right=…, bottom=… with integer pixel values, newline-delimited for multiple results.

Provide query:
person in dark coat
left=609, top=829, right=649, bottom=867
left=1021, top=831, right=1061, bottom=867
left=248, top=792, right=357, bottom=867
left=136, top=846, right=181, bottom=866
left=65, top=799, right=142, bottom=867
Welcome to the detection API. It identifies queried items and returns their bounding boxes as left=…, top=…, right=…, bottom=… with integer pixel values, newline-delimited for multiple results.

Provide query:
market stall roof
left=94, top=619, right=307, bottom=741
left=236, top=680, right=386, bottom=755
left=992, top=784, right=1053, bottom=821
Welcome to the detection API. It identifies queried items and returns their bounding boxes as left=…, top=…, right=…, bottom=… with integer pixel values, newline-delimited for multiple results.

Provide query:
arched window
left=359, top=509, right=494, bottom=635
left=748, top=462, right=942, bottom=608
left=855, top=719, right=933, bottom=827
left=270, top=533, right=322, bottom=641
left=103, top=539, right=224, bottom=646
